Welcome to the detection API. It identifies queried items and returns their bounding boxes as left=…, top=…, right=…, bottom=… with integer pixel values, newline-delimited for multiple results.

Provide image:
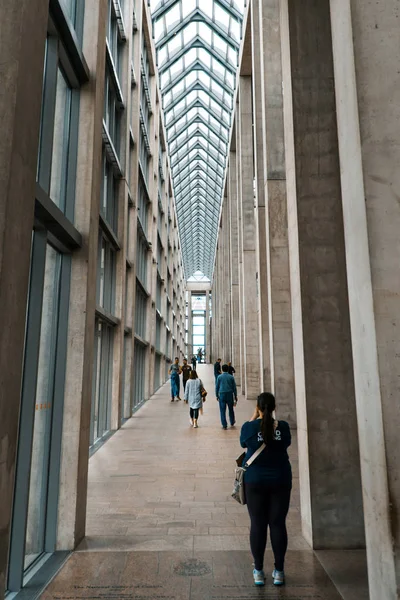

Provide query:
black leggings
left=245, top=482, right=291, bottom=571
left=190, top=408, right=199, bottom=419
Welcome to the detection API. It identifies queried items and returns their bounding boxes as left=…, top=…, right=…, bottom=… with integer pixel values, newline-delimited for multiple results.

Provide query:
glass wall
left=191, top=295, right=206, bottom=359
left=7, top=2, right=84, bottom=591
left=90, top=320, right=114, bottom=444
left=89, top=0, right=124, bottom=447
left=24, top=244, right=62, bottom=570
left=133, top=341, right=147, bottom=409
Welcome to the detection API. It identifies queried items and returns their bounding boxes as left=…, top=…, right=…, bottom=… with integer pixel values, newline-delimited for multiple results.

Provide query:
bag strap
left=244, top=443, right=266, bottom=468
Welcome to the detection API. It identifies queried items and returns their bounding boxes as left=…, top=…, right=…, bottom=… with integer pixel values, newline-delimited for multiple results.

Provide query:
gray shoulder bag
left=231, top=443, right=266, bottom=505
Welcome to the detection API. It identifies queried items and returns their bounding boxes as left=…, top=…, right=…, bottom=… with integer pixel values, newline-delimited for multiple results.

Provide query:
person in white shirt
left=184, top=370, right=204, bottom=428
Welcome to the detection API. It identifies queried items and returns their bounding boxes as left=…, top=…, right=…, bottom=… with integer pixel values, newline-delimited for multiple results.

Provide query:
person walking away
left=191, top=355, right=197, bottom=371
left=240, top=392, right=292, bottom=587
left=197, top=349, right=203, bottom=364
left=215, top=364, right=237, bottom=429
left=168, top=357, right=182, bottom=402
left=181, top=358, right=192, bottom=400
left=184, top=370, right=203, bottom=428
left=214, top=358, right=222, bottom=385
left=228, top=362, right=236, bottom=376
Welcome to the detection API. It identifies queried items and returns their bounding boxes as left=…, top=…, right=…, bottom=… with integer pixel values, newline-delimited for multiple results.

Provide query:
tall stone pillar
left=57, top=0, right=108, bottom=549
left=253, top=0, right=296, bottom=423
left=222, top=200, right=232, bottom=362
left=238, top=77, right=261, bottom=401
left=251, top=0, right=273, bottom=391
left=228, top=149, right=242, bottom=387
left=0, top=0, right=49, bottom=592
left=280, top=0, right=365, bottom=548
left=205, top=290, right=211, bottom=364
left=236, top=114, right=245, bottom=394
left=330, top=0, right=399, bottom=595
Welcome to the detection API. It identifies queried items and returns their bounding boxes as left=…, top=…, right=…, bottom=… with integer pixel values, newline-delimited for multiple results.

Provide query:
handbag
left=231, top=443, right=266, bottom=505
left=199, top=380, right=207, bottom=399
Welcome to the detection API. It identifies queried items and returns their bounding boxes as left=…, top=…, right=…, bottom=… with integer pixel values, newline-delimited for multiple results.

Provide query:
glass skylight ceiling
left=151, top=0, right=245, bottom=280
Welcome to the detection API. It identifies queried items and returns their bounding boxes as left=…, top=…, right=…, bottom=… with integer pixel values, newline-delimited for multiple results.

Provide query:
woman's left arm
left=284, top=422, right=291, bottom=449
left=240, top=423, right=249, bottom=448
left=249, top=407, right=259, bottom=422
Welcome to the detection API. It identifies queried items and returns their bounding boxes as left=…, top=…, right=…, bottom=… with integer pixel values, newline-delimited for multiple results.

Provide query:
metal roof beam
left=163, top=79, right=232, bottom=113
left=153, top=0, right=242, bottom=23
left=168, top=113, right=229, bottom=144
left=155, top=9, right=240, bottom=52
left=165, top=97, right=230, bottom=131
left=170, top=142, right=224, bottom=170
left=170, top=127, right=226, bottom=157
left=158, top=35, right=237, bottom=76
left=161, top=57, right=234, bottom=97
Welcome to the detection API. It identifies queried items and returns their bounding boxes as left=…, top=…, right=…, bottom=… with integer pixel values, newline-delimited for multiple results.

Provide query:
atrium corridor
left=38, top=365, right=367, bottom=600
left=2, top=0, right=400, bottom=598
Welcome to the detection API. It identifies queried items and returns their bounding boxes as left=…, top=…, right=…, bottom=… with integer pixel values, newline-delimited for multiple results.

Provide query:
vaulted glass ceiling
left=151, top=0, right=245, bottom=280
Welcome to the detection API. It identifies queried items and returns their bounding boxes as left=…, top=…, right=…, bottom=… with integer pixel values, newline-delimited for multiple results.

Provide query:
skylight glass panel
left=182, top=0, right=196, bottom=19
left=152, top=0, right=244, bottom=279
left=184, top=22, right=197, bottom=45
left=201, top=0, right=213, bottom=18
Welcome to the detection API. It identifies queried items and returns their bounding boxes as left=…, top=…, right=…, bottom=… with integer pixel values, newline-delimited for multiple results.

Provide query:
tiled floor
left=41, top=365, right=368, bottom=599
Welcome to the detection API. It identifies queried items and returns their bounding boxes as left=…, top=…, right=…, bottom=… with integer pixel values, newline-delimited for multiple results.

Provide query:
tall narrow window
left=24, top=245, right=61, bottom=570
left=50, top=69, right=72, bottom=211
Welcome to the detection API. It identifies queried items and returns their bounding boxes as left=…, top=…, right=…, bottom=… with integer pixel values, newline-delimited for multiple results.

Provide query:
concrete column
left=238, top=77, right=261, bottom=401
left=330, top=0, right=399, bottom=595
left=205, top=290, right=211, bottom=363
left=57, top=0, right=108, bottom=549
left=257, top=0, right=296, bottom=424
left=217, top=241, right=224, bottom=362
left=0, top=0, right=49, bottom=591
left=222, top=200, right=231, bottom=362
left=228, top=150, right=242, bottom=386
left=236, top=109, right=245, bottom=395
left=251, top=0, right=273, bottom=391
left=280, top=0, right=365, bottom=548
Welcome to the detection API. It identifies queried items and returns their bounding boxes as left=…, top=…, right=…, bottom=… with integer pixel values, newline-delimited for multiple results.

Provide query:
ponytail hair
left=257, top=392, right=276, bottom=444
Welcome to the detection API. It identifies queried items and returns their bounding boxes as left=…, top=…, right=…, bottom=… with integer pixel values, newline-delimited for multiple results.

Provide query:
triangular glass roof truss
left=151, top=0, right=245, bottom=279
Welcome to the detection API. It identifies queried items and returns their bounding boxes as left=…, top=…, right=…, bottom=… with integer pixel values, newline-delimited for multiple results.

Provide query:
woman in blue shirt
left=240, top=392, right=292, bottom=588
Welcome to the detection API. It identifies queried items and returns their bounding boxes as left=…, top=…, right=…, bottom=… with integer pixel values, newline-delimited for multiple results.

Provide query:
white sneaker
left=253, top=569, right=265, bottom=586
left=272, top=569, right=285, bottom=586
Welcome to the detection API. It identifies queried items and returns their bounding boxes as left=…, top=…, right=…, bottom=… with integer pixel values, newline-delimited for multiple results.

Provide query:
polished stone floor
left=41, top=365, right=368, bottom=599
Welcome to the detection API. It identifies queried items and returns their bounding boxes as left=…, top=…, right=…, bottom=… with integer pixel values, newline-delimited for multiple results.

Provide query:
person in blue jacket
left=240, top=392, right=292, bottom=588
left=215, top=363, right=237, bottom=429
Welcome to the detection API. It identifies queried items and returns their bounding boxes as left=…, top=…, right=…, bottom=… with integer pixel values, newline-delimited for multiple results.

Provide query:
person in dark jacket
left=214, top=358, right=222, bottom=384
left=240, top=392, right=292, bottom=588
left=228, top=362, right=236, bottom=375
left=191, top=355, right=197, bottom=371
left=181, top=358, right=192, bottom=398
left=215, top=364, right=237, bottom=429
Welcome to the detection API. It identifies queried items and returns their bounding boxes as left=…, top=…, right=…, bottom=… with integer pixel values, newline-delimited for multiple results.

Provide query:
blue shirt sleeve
left=240, top=422, right=251, bottom=448
left=232, top=376, right=237, bottom=398
left=216, top=375, right=220, bottom=396
left=281, top=421, right=291, bottom=449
